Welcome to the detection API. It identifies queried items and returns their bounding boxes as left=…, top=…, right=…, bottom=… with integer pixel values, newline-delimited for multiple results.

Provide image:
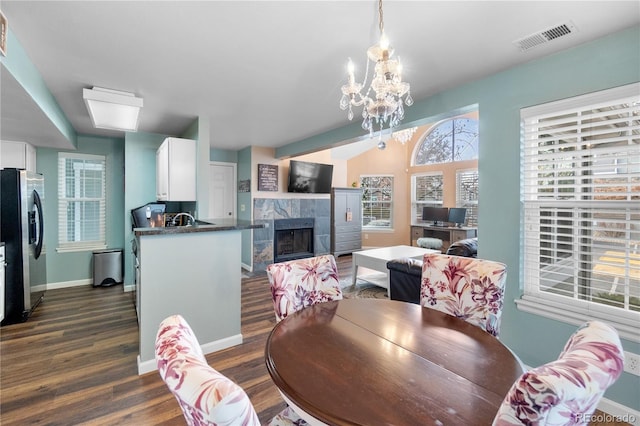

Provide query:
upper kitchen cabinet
left=156, top=137, right=196, bottom=201
left=1, top=141, right=36, bottom=172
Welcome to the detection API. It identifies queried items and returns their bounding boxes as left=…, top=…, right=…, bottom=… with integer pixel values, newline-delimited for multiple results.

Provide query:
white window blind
left=412, top=173, right=443, bottom=222
left=58, top=153, right=107, bottom=252
left=361, top=175, right=394, bottom=229
left=456, top=169, right=478, bottom=226
left=517, top=83, right=640, bottom=341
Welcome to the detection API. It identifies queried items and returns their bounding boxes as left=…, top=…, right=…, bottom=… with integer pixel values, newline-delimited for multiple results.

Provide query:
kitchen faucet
left=171, top=212, right=196, bottom=226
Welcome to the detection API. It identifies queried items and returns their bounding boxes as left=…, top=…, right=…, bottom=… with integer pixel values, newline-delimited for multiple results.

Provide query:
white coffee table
left=351, top=245, right=440, bottom=297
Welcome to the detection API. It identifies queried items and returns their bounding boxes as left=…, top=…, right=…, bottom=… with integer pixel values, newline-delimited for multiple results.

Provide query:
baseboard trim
left=45, top=279, right=92, bottom=290
left=597, top=398, right=639, bottom=425
left=137, top=333, right=244, bottom=375
left=200, top=334, right=243, bottom=355
left=45, top=279, right=128, bottom=291
left=241, top=262, right=252, bottom=272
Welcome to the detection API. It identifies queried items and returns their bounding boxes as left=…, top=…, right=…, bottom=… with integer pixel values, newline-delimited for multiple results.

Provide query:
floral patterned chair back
left=493, top=321, right=624, bottom=426
left=266, top=254, right=343, bottom=322
left=420, top=253, right=507, bottom=337
left=155, top=315, right=306, bottom=426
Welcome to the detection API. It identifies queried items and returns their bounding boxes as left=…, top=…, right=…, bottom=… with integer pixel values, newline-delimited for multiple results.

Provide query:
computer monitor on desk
left=422, top=206, right=449, bottom=226
left=448, top=208, right=467, bottom=227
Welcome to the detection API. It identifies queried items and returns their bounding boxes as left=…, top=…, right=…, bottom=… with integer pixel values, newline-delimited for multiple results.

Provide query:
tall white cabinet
left=331, top=187, right=363, bottom=256
left=156, top=137, right=196, bottom=201
left=1, top=141, right=37, bottom=171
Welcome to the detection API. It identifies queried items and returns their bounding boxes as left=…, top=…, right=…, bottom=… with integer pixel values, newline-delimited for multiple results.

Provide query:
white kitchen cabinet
left=1, top=140, right=36, bottom=172
left=156, top=137, right=196, bottom=201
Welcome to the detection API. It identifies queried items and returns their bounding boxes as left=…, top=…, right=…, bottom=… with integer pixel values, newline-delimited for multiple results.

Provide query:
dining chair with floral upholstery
left=155, top=314, right=306, bottom=426
left=420, top=253, right=507, bottom=337
left=266, top=254, right=343, bottom=322
left=493, top=320, right=624, bottom=426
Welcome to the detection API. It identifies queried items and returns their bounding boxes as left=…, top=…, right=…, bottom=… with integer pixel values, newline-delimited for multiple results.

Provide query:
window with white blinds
left=58, top=153, right=107, bottom=252
left=411, top=173, right=443, bottom=223
left=361, top=175, right=394, bottom=229
left=456, top=169, right=478, bottom=226
left=517, top=83, right=640, bottom=340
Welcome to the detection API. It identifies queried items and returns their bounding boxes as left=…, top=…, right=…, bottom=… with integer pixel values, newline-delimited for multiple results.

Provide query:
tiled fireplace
left=253, top=198, right=330, bottom=272
left=273, top=218, right=315, bottom=263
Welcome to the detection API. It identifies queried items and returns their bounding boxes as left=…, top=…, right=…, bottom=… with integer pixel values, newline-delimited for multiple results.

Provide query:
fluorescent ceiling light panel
left=83, top=87, right=143, bottom=131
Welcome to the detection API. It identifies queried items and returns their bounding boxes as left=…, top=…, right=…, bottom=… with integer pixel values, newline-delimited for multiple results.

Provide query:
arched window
left=414, top=118, right=479, bottom=165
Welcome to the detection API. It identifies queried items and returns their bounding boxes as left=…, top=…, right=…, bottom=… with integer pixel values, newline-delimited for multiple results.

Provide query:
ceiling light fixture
left=83, top=87, right=143, bottom=132
left=339, top=0, right=413, bottom=150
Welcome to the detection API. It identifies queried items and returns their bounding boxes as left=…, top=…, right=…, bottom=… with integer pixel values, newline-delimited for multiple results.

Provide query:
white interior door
left=209, top=162, right=236, bottom=219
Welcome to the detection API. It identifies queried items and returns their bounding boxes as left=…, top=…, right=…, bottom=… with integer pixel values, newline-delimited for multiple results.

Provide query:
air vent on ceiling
left=513, top=21, right=578, bottom=52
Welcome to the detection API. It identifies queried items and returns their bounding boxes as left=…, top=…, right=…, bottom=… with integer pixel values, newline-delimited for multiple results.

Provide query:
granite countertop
left=134, top=218, right=265, bottom=236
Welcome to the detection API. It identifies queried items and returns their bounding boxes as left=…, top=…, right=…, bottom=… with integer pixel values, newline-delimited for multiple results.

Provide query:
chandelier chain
left=378, top=0, right=384, bottom=34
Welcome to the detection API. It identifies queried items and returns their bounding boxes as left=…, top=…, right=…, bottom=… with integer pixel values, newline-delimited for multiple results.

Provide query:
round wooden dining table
left=265, top=298, right=525, bottom=426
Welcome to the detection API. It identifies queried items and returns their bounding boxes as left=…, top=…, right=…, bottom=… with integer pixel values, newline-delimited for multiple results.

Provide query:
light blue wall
left=1, top=29, right=77, bottom=148
left=277, top=26, right=640, bottom=409
left=210, top=148, right=238, bottom=163
left=122, top=131, right=168, bottom=285
left=38, top=135, right=124, bottom=283
left=237, top=147, right=252, bottom=266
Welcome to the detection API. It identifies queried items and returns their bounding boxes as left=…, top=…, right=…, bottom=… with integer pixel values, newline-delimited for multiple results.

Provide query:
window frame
left=57, top=152, right=107, bottom=252
left=360, top=175, right=394, bottom=230
left=411, top=172, right=444, bottom=224
left=413, top=117, right=479, bottom=166
left=516, top=82, right=640, bottom=342
left=455, top=168, right=478, bottom=227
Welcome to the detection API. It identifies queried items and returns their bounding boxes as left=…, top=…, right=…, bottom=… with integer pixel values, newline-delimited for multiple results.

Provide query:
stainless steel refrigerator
left=1, top=168, right=46, bottom=325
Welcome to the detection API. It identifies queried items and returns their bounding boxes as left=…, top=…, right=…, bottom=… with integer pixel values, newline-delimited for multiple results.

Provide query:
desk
left=410, top=224, right=477, bottom=251
left=351, top=245, right=438, bottom=296
left=265, top=299, right=524, bottom=426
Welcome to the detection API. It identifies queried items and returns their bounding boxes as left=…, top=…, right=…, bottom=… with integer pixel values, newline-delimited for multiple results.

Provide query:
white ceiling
left=1, top=1, right=639, bottom=152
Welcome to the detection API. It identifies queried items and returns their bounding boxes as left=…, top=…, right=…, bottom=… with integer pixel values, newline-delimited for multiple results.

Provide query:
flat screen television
left=287, top=160, right=333, bottom=194
left=448, top=207, right=467, bottom=226
left=422, top=206, right=449, bottom=225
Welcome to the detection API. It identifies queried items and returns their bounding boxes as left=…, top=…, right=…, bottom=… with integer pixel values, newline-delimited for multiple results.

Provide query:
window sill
left=57, top=244, right=107, bottom=253
left=362, top=227, right=395, bottom=233
left=515, top=295, right=640, bottom=343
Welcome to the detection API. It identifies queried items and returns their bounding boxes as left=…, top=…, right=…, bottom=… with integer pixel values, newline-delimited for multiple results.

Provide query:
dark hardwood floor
left=0, top=255, right=628, bottom=425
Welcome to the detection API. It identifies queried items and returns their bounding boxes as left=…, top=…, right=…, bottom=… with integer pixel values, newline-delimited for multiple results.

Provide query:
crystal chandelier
left=339, top=0, right=413, bottom=150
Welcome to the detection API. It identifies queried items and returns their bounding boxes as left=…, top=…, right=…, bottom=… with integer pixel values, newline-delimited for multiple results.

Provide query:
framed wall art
left=258, top=164, right=278, bottom=192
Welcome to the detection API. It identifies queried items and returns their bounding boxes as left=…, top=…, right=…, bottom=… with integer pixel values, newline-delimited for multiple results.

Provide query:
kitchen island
left=134, top=218, right=264, bottom=375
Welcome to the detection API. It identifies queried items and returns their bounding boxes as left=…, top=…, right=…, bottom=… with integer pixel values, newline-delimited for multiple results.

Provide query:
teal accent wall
left=237, top=147, right=252, bottom=266
left=210, top=148, right=238, bottom=163
left=1, top=29, right=77, bottom=148
left=38, top=135, right=124, bottom=283
left=123, top=131, right=168, bottom=285
left=276, top=25, right=640, bottom=409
